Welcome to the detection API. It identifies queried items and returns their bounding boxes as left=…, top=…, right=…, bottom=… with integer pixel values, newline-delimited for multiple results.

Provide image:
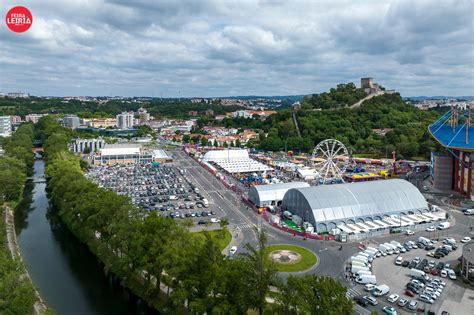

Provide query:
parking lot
left=350, top=235, right=474, bottom=314
left=86, top=163, right=226, bottom=226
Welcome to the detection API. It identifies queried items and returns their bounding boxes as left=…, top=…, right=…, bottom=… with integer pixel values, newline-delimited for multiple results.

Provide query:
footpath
left=3, top=205, right=48, bottom=315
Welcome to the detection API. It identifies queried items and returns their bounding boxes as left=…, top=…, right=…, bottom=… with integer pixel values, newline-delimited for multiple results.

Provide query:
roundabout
left=265, top=244, right=318, bottom=273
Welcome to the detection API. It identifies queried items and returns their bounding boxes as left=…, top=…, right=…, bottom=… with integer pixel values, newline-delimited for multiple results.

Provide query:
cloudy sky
left=0, top=0, right=473, bottom=97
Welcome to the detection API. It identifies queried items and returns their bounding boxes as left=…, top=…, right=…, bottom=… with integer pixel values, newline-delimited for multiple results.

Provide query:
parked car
left=440, top=269, right=448, bottom=277
left=402, top=261, right=410, bottom=267
left=408, top=300, right=418, bottom=311
left=405, top=289, right=416, bottom=297
left=461, top=236, right=472, bottom=243
left=387, top=294, right=399, bottom=303
left=354, top=296, right=369, bottom=307
left=405, top=230, right=415, bottom=235
left=426, top=226, right=435, bottom=232
left=398, top=298, right=409, bottom=307
left=229, top=246, right=237, bottom=255
left=382, top=306, right=397, bottom=315
left=363, top=296, right=378, bottom=306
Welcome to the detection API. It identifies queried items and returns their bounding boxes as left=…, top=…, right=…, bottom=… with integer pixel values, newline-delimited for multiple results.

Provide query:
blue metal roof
left=429, top=124, right=474, bottom=151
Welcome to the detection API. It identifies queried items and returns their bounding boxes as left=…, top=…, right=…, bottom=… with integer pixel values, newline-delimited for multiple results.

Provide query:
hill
left=260, top=92, right=441, bottom=159
left=302, top=82, right=368, bottom=110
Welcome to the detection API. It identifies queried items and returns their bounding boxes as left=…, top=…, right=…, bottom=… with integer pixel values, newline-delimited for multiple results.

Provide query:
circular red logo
left=6, top=6, right=33, bottom=33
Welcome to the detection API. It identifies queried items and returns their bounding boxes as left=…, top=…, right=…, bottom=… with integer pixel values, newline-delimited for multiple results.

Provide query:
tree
left=242, top=228, right=277, bottom=314
left=182, top=134, right=190, bottom=143
left=235, top=138, right=241, bottom=147
left=223, top=141, right=228, bottom=148
left=276, top=275, right=353, bottom=315
left=219, top=218, right=229, bottom=239
left=200, top=137, right=208, bottom=147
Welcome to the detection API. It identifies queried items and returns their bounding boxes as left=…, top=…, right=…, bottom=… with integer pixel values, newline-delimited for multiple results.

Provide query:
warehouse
left=93, top=144, right=173, bottom=165
left=248, top=182, right=310, bottom=207
left=281, top=179, right=428, bottom=233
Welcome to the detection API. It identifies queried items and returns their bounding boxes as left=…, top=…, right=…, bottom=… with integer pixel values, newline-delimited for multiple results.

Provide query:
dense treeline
left=0, top=97, right=241, bottom=119
left=302, top=82, right=368, bottom=110
left=0, top=124, right=38, bottom=314
left=0, top=123, right=35, bottom=202
left=260, top=93, right=441, bottom=159
left=39, top=115, right=352, bottom=313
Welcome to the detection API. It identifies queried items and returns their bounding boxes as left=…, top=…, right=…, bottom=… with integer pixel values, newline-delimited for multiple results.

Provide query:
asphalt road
left=171, top=149, right=358, bottom=279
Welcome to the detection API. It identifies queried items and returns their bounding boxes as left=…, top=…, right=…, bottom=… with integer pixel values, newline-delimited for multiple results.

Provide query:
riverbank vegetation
left=38, top=115, right=353, bottom=313
left=0, top=124, right=39, bottom=315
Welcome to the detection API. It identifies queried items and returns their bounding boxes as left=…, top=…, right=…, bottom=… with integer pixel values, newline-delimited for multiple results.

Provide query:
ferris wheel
left=311, top=139, right=349, bottom=184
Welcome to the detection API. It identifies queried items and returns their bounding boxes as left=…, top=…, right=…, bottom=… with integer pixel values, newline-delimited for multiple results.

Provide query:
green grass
left=264, top=244, right=318, bottom=272
left=192, top=228, right=232, bottom=251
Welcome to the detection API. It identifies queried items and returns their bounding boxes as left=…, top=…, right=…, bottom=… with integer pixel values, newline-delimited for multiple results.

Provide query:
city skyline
left=0, top=0, right=473, bottom=97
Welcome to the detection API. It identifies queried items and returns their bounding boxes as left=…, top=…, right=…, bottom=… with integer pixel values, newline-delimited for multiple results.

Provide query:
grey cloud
left=0, top=0, right=472, bottom=97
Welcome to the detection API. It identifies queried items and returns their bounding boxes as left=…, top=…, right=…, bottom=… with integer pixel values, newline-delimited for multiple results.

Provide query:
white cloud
left=0, top=0, right=472, bottom=96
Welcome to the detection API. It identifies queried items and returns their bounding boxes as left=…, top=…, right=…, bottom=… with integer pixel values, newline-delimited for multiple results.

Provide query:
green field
left=192, top=228, right=231, bottom=251
left=264, top=244, right=317, bottom=272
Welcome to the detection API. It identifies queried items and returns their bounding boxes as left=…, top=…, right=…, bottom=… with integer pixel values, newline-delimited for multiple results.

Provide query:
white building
left=116, top=112, right=134, bottom=129
left=7, top=92, right=29, bottom=98
left=64, top=115, right=80, bottom=129
left=71, top=138, right=105, bottom=153
left=0, top=116, right=12, bottom=137
left=25, top=114, right=46, bottom=124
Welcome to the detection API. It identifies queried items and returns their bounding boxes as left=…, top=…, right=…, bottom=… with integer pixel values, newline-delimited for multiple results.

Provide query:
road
left=171, top=149, right=357, bottom=278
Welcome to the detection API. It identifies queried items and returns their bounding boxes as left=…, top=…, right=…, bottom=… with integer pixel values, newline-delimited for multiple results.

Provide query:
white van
left=418, top=237, right=431, bottom=246
left=351, top=255, right=369, bottom=263
left=351, top=265, right=370, bottom=274
left=356, top=274, right=377, bottom=285
left=437, top=222, right=450, bottom=230
left=352, top=261, right=370, bottom=269
left=373, top=284, right=390, bottom=296
left=364, top=283, right=376, bottom=291
left=464, top=209, right=474, bottom=215
left=357, top=270, right=373, bottom=276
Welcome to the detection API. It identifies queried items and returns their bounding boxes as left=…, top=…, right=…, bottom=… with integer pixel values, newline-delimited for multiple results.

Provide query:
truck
left=437, top=222, right=450, bottom=230
left=355, top=274, right=377, bottom=285
left=409, top=268, right=426, bottom=278
left=384, top=243, right=397, bottom=254
left=418, top=236, right=431, bottom=246
left=373, top=284, right=390, bottom=296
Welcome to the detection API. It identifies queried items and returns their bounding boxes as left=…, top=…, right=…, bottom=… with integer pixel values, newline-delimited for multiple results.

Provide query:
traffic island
left=265, top=244, right=318, bottom=272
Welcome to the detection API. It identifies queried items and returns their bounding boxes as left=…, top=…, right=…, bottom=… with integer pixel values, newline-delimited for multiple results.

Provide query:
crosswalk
left=234, top=223, right=253, bottom=231
left=346, top=288, right=360, bottom=299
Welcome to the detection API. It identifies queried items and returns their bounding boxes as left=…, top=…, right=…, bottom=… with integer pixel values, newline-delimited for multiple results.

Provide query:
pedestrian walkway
left=235, top=223, right=252, bottom=231
left=346, top=288, right=360, bottom=299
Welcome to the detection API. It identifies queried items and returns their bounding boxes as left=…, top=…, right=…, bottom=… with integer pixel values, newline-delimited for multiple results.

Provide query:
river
left=15, top=160, right=157, bottom=315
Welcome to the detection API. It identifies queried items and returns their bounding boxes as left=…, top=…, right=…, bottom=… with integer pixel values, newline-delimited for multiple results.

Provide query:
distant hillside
left=215, top=95, right=306, bottom=102
left=302, top=82, right=368, bottom=109
left=404, top=96, right=474, bottom=101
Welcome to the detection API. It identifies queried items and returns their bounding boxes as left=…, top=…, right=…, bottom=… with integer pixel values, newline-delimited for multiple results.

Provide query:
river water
left=15, top=160, right=157, bottom=315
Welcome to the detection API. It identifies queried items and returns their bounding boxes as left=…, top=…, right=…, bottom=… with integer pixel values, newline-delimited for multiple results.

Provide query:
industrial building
left=93, top=144, right=172, bottom=165
left=248, top=182, right=310, bottom=208
left=281, top=179, right=428, bottom=233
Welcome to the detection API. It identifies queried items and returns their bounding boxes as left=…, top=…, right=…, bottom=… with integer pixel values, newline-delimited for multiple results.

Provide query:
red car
left=431, top=269, right=439, bottom=276
left=405, top=289, right=416, bottom=297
